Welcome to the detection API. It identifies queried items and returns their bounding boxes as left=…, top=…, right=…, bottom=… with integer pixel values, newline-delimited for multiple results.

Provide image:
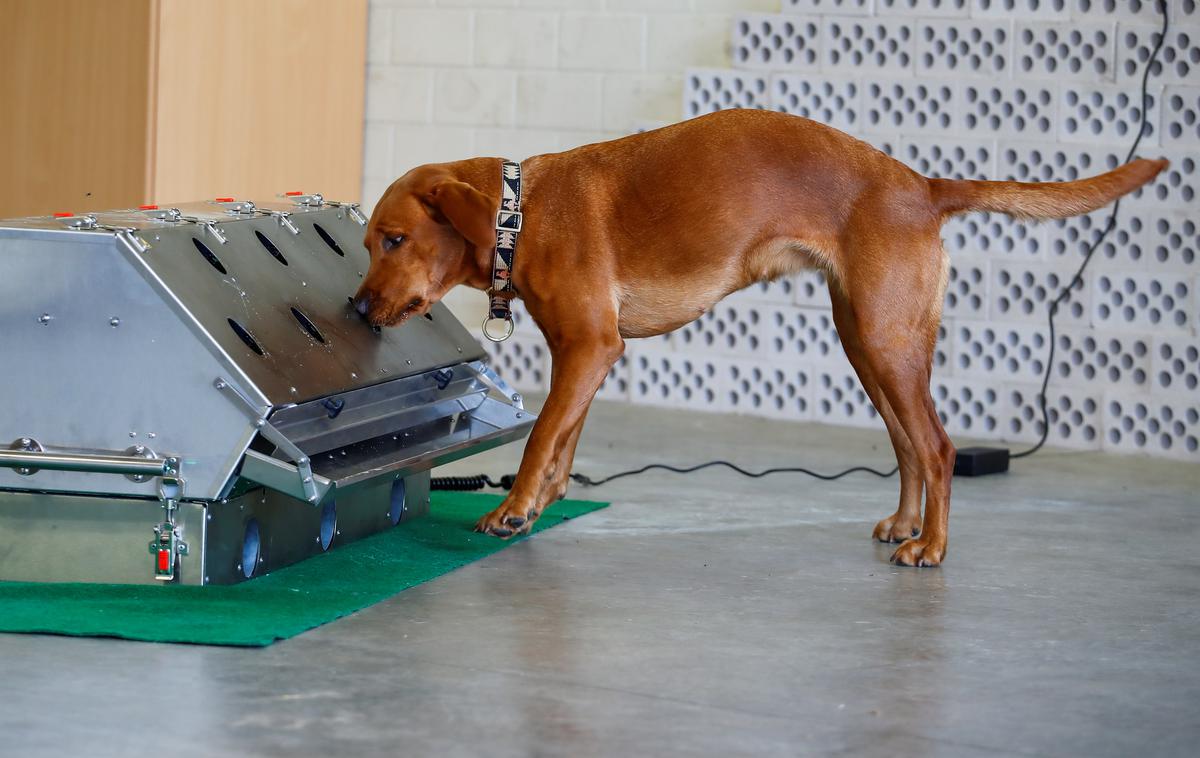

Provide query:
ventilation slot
left=313, top=223, right=345, bottom=256
left=291, top=307, right=327, bottom=344
left=227, top=318, right=265, bottom=356
left=193, top=237, right=227, bottom=274
left=255, top=231, right=288, bottom=266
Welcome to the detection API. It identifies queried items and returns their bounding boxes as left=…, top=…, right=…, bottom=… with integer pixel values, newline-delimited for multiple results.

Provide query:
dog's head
left=352, top=161, right=497, bottom=327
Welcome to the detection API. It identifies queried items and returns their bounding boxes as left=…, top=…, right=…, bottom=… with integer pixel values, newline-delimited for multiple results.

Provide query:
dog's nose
left=352, top=294, right=370, bottom=316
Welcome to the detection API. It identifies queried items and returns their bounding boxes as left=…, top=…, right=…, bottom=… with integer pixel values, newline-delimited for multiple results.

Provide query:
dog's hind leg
left=839, top=234, right=955, bottom=567
left=829, top=285, right=924, bottom=543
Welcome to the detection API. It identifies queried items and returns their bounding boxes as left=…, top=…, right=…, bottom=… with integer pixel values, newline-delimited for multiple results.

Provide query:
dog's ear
left=425, top=181, right=494, bottom=250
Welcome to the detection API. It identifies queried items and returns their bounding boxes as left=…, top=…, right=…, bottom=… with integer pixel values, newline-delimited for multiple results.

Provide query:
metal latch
left=148, top=473, right=189, bottom=582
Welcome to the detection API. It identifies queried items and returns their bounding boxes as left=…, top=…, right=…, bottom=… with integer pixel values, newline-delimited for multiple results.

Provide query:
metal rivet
left=214, top=380, right=226, bottom=390
left=109, top=317, right=120, bottom=328
left=129, top=431, right=137, bottom=438
left=254, top=419, right=265, bottom=428
left=350, top=372, right=357, bottom=379
left=147, top=432, right=156, bottom=439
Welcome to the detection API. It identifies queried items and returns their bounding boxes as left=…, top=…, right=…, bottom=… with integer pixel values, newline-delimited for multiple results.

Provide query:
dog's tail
left=928, top=158, right=1168, bottom=222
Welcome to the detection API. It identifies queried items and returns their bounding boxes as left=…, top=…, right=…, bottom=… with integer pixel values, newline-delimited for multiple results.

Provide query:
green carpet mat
left=0, top=492, right=607, bottom=647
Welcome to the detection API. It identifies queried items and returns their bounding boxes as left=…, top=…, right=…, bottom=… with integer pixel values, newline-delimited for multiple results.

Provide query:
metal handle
left=0, top=449, right=174, bottom=477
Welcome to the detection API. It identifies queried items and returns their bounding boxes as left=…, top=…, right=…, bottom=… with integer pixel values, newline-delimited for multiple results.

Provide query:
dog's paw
left=474, top=500, right=540, bottom=539
left=890, top=538, right=945, bottom=568
left=872, top=513, right=921, bottom=544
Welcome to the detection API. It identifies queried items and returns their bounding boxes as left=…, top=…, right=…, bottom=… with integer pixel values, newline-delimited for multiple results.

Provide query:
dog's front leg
left=474, top=332, right=624, bottom=538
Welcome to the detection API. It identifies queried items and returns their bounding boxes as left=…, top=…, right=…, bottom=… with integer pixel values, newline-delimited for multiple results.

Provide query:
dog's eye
left=382, top=235, right=405, bottom=252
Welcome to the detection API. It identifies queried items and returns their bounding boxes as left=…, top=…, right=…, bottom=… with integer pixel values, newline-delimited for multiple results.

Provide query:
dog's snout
left=352, top=294, right=371, bottom=316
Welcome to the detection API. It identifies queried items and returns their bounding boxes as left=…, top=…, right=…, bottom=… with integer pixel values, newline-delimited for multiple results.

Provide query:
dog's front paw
left=872, top=513, right=921, bottom=544
left=474, top=499, right=540, bottom=539
left=890, top=538, right=945, bottom=568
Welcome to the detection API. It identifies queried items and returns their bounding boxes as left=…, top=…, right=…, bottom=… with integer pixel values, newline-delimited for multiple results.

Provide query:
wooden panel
left=151, top=0, right=367, bottom=205
left=0, top=0, right=155, bottom=217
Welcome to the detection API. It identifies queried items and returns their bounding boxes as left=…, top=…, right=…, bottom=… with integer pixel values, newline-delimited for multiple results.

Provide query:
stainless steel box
left=0, top=196, right=533, bottom=585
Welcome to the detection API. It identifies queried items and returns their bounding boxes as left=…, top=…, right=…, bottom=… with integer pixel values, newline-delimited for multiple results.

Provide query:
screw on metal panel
left=315, top=537, right=320, bottom=544
left=516, top=413, right=524, bottom=419
left=457, top=347, right=463, bottom=353
left=38, top=313, right=51, bottom=325
left=406, top=360, right=412, bottom=365
left=19, top=438, right=30, bottom=446
left=147, top=432, right=156, bottom=439
left=350, top=372, right=357, bottom=379
left=109, top=317, right=120, bottom=328
left=302, top=477, right=313, bottom=484
left=129, top=431, right=137, bottom=438
left=336, top=530, right=341, bottom=536
left=290, top=387, right=297, bottom=394
left=254, top=419, right=265, bottom=428
left=298, top=456, right=309, bottom=465
left=214, top=380, right=226, bottom=390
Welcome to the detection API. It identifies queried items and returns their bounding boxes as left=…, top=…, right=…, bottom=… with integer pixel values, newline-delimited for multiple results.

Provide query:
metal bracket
left=212, top=377, right=330, bottom=505
left=105, top=225, right=151, bottom=253
left=466, top=360, right=524, bottom=410
left=327, top=201, right=367, bottom=226
left=179, top=217, right=228, bottom=244
left=268, top=210, right=300, bottom=235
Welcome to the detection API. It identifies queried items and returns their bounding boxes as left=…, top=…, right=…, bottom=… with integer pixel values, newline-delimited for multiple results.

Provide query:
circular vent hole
left=313, top=223, right=344, bottom=256
left=255, top=230, right=288, bottom=266
left=227, top=318, right=264, bottom=356
left=389, top=478, right=406, bottom=526
left=241, top=519, right=260, bottom=579
left=320, top=500, right=337, bottom=551
left=290, top=307, right=326, bottom=344
left=193, top=237, right=227, bottom=274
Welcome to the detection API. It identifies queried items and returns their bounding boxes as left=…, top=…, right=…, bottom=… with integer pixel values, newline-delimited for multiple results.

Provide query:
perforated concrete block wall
left=486, top=0, right=1197, bottom=463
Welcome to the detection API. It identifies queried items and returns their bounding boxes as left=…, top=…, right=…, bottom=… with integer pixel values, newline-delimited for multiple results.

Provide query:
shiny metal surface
left=0, top=492, right=208, bottom=586
left=0, top=233, right=258, bottom=501
left=0, top=449, right=173, bottom=477
left=239, top=450, right=333, bottom=505
left=0, top=200, right=532, bottom=584
left=311, top=396, right=534, bottom=489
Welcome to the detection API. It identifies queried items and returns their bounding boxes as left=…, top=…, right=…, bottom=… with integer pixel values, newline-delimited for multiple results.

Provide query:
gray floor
left=3, top=396, right=1199, bottom=758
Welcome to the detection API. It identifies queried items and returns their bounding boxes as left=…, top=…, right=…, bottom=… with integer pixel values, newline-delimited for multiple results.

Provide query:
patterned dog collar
left=483, top=160, right=522, bottom=342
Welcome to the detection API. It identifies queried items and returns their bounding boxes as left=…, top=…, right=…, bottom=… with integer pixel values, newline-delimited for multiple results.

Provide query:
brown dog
left=354, top=109, right=1166, bottom=566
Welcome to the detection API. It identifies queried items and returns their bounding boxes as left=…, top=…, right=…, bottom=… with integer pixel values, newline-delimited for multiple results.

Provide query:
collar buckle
left=496, top=209, right=522, bottom=233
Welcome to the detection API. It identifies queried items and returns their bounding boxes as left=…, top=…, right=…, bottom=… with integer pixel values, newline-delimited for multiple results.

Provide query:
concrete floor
left=2, top=396, right=1199, bottom=757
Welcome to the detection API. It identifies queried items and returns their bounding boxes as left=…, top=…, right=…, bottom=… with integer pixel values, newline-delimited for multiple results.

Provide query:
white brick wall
left=363, top=0, right=780, bottom=206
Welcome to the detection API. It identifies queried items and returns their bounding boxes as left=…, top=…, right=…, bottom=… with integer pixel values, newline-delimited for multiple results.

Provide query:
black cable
left=569, top=460, right=898, bottom=487
left=432, top=462, right=897, bottom=491
left=1012, top=0, right=1168, bottom=459
left=431, top=3, right=1169, bottom=491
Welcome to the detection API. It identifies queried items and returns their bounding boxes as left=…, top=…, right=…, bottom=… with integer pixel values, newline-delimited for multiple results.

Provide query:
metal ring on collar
left=482, top=315, right=515, bottom=343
